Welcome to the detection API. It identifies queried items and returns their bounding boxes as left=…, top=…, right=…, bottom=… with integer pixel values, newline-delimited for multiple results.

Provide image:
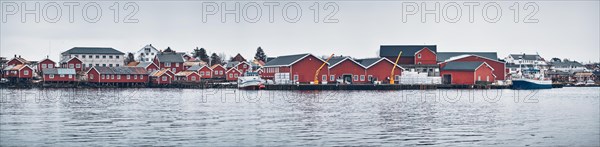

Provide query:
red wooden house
left=328, top=57, right=368, bottom=84
left=150, top=69, right=175, bottom=84
left=42, top=68, right=76, bottom=82
left=154, top=52, right=186, bottom=73
left=255, top=68, right=263, bottom=77
left=38, top=58, right=56, bottom=72
left=262, top=53, right=329, bottom=83
left=210, top=64, right=226, bottom=78
left=439, top=61, right=496, bottom=85
left=60, top=57, right=83, bottom=72
left=175, top=71, right=201, bottom=82
left=7, top=55, right=29, bottom=66
left=356, top=58, right=404, bottom=83
left=198, top=66, right=213, bottom=78
left=225, top=68, right=241, bottom=81
left=132, top=62, right=159, bottom=73
left=86, top=67, right=149, bottom=83
left=379, top=45, right=437, bottom=65
left=3, top=64, right=33, bottom=79
left=236, top=61, right=251, bottom=75
left=438, top=54, right=506, bottom=81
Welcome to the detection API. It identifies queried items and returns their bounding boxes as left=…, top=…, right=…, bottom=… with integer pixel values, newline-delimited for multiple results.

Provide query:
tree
left=551, top=58, right=561, bottom=62
left=192, top=47, right=209, bottom=62
left=210, top=53, right=222, bottom=66
left=124, top=53, right=135, bottom=64
left=254, top=47, right=267, bottom=62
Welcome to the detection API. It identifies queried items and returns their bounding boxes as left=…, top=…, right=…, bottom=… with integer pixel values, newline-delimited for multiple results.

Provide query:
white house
left=135, top=44, right=160, bottom=62
left=60, top=47, right=125, bottom=68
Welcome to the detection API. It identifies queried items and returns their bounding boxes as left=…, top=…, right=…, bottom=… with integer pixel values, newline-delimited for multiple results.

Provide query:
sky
left=1, top=1, right=599, bottom=63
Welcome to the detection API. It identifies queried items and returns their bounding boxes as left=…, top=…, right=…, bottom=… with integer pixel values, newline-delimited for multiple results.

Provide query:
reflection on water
left=1, top=87, right=599, bottom=146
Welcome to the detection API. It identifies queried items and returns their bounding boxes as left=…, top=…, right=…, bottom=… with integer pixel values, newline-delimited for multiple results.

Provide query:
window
left=220, top=71, right=223, bottom=75
left=102, top=75, right=105, bottom=79
left=42, top=64, right=47, bottom=68
left=486, top=76, right=490, bottom=81
left=368, top=75, right=373, bottom=81
left=234, top=74, right=238, bottom=78
left=395, top=75, right=400, bottom=81
left=214, top=71, right=218, bottom=74
left=140, top=75, right=144, bottom=79
left=172, top=68, right=176, bottom=73
left=102, top=55, right=106, bottom=59
left=60, top=74, right=65, bottom=77
left=175, top=63, right=179, bottom=67
left=96, top=55, right=100, bottom=59
left=90, top=74, right=94, bottom=79
left=165, top=62, right=171, bottom=67
left=89, top=55, right=92, bottom=58
left=229, top=73, right=233, bottom=78
left=191, top=76, right=196, bottom=81
left=109, top=64, right=113, bottom=67
left=354, top=75, right=358, bottom=81
left=69, top=64, right=74, bottom=68
left=294, top=75, right=298, bottom=81
left=117, top=75, right=121, bottom=79
left=109, top=55, right=113, bottom=59
left=360, top=75, right=365, bottom=81
left=111, top=75, right=115, bottom=79
left=330, top=75, right=335, bottom=81
left=418, top=54, right=422, bottom=58
left=116, top=64, right=119, bottom=67
left=23, top=70, right=29, bottom=75
left=162, top=76, right=167, bottom=81
left=102, top=64, right=106, bottom=67
left=206, top=72, right=210, bottom=76
left=322, top=75, right=327, bottom=82
left=116, top=56, right=120, bottom=59
left=76, top=64, right=81, bottom=68
left=243, top=64, right=247, bottom=68
left=82, top=55, right=86, bottom=58
left=134, top=75, right=137, bottom=79
left=96, top=64, right=99, bottom=67
left=417, top=62, right=422, bottom=65
left=68, top=75, right=73, bottom=79
left=478, top=76, right=481, bottom=81
left=127, top=75, right=131, bottom=79
left=200, top=71, right=204, bottom=76
left=49, top=74, right=54, bottom=79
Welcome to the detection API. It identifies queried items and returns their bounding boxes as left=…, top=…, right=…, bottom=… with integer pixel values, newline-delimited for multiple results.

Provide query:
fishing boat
left=237, top=72, right=265, bottom=90
left=511, top=62, right=552, bottom=89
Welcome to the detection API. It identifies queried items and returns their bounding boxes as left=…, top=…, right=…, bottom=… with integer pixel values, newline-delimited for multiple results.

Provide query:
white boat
left=511, top=60, right=552, bottom=89
left=237, top=72, right=265, bottom=90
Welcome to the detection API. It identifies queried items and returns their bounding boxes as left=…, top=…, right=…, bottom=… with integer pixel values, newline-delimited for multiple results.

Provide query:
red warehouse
left=42, top=68, right=76, bottom=82
left=328, top=57, right=368, bottom=84
left=440, top=61, right=496, bottom=85
left=262, top=53, right=329, bottom=84
left=356, top=58, right=404, bottom=84
left=154, top=52, right=186, bottom=73
left=379, top=45, right=437, bottom=65
left=38, top=58, right=56, bottom=72
left=225, top=68, right=241, bottom=81
left=175, top=71, right=201, bottom=82
left=3, top=64, right=34, bottom=79
left=438, top=54, right=505, bottom=81
left=86, top=67, right=149, bottom=83
left=210, top=64, right=226, bottom=78
left=150, top=69, right=174, bottom=84
left=60, top=57, right=84, bottom=72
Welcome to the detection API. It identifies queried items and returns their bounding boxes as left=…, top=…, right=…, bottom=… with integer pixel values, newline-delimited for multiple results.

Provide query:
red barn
left=210, top=64, right=226, bottom=78
left=438, top=54, right=505, bottom=81
left=3, top=64, right=33, bottom=79
left=328, top=57, right=367, bottom=84
left=356, top=58, right=404, bottom=84
left=60, top=57, right=83, bottom=72
left=86, top=67, right=148, bottom=83
left=263, top=53, right=329, bottom=84
left=38, top=58, right=56, bottom=72
left=7, top=55, right=29, bottom=66
left=150, top=69, right=174, bottom=84
left=440, top=61, right=496, bottom=85
left=42, top=68, right=76, bottom=82
left=225, top=68, right=241, bottom=81
left=175, top=71, right=201, bottom=82
left=154, top=52, right=186, bottom=73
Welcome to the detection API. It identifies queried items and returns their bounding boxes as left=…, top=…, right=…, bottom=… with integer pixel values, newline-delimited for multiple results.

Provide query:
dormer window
left=417, top=54, right=422, bottom=59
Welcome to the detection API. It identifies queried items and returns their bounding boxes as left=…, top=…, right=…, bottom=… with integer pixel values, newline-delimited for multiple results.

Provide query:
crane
left=390, top=51, right=402, bottom=84
left=314, top=54, right=335, bottom=85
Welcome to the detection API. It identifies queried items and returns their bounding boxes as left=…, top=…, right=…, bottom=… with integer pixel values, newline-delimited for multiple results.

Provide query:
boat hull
left=512, top=79, right=552, bottom=89
left=237, top=76, right=265, bottom=90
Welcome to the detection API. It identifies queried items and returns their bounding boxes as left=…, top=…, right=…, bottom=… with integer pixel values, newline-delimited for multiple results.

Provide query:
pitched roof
left=187, top=65, right=210, bottom=71
left=550, top=61, right=584, bottom=68
left=59, top=57, right=82, bottom=64
left=379, top=45, right=437, bottom=57
left=510, top=54, right=544, bottom=61
left=231, top=53, right=246, bottom=62
left=136, top=62, right=156, bottom=68
left=127, top=61, right=140, bottom=66
left=9, top=57, right=29, bottom=64
left=225, top=61, right=240, bottom=68
left=62, top=47, right=124, bottom=55
left=328, top=57, right=366, bottom=68
left=156, top=53, right=185, bottom=63
left=42, top=68, right=76, bottom=75
left=210, top=64, right=225, bottom=69
left=3, top=64, right=29, bottom=71
left=437, top=52, right=498, bottom=62
left=355, top=57, right=405, bottom=70
left=441, top=62, right=486, bottom=71
left=440, top=54, right=504, bottom=64
left=39, top=58, right=55, bottom=64
left=91, top=67, right=148, bottom=75
left=263, top=53, right=327, bottom=67
left=175, top=71, right=199, bottom=77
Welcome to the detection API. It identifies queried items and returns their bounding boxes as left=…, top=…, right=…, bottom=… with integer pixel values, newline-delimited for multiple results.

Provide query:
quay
left=263, top=84, right=511, bottom=90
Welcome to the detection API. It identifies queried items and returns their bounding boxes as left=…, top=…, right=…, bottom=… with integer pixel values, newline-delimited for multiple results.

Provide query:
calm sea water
left=0, top=87, right=599, bottom=146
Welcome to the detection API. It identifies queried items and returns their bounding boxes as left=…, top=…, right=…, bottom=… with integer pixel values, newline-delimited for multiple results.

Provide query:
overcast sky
left=1, top=1, right=598, bottom=63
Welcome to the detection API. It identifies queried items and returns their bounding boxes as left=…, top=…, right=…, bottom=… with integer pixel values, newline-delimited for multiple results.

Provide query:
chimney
left=14, top=54, right=16, bottom=57
left=18, top=55, right=21, bottom=58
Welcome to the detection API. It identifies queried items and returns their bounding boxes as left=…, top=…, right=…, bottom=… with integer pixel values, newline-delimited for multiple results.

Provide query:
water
left=1, top=87, right=599, bottom=146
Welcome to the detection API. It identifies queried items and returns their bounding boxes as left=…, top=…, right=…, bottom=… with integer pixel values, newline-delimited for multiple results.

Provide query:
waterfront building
left=154, top=52, right=186, bottom=73
left=150, top=69, right=174, bottom=84
left=38, top=58, right=56, bottom=72
left=379, top=45, right=438, bottom=76
left=210, top=64, right=227, bottom=79
left=59, top=57, right=84, bottom=72
left=61, top=47, right=125, bottom=69
left=188, top=65, right=213, bottom=79
left=42, top=68, right=76, bottom=82
left=128, top=62, right=159, bottom=73
left=328, top=57, right=368, bottom=84
left=355, top=58, right=404, bottom=84
left=174, top=71, right=201, bottom=82
left=262, top=53, right=329, bottom=84
left=135, top=44, right=160, bottom=62
left=225, top=68, right=241, bottom=81
left=86, top=67, right=148, bottom=83
left=7, top=55, right=29, bottom=66
left=438, top=54, right=506, bottom=81
left=3, top=64, right=34, bottom=80
left=439, top=61, right=496, bottom=85
left=550, top=60, right=587, bottom=73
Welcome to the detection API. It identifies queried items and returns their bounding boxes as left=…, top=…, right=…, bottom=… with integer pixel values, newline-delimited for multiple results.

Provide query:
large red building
left=356, top=58, right=404, bottom=84
left=438, top=54, right=505, bottom=81
left=439, top=61, right=496, bottom=85
left=379, top=45, right=438, bottom=75
left=42, top=68, right=76, bottom=82
left=328, top=57, right=368, bottom=84
left=263, top=53, right=329, bottom=84
left=86, top=67, right=148, bottom=83
left=154, top=52, right=186, bottom=73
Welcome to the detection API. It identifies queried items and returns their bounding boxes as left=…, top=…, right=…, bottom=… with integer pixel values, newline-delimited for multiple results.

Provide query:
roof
left=42, top=68, right=76, bottom=75
left=355, top=57, right=404, bottom=69
left=440, top=54, right=504, bottom=64
left=156, top=53, right=185, bottom=63
left=437, top=52, right=498, bottom=62
left=510, top=54, right=544, bottom=61
left=127, top=61, right=140, bottom=66
left=263, top=53, right=327, bottom=67
left=149, top=69, right=173, bottom=77
left=91, top=67, right=148, bottom=75
left=187, top=65, right=210, bottom=71
left=62, top=47, right=124, bottom=55
left=231, top=53, right=246, bottom=62
left=184, top=61, right=206, bottom=67
left=550, top=61, right=584, bottom=67
left=225, top=61, right=240, bottom=68
left=3, top=64, right=29, bottom=71
left=39, top=58, right=55, bottom=63
left=210, top=64, right=225, bottom=69
left=9, top=57, right=29, bottom=64
left=136, top=62, right=156, bottom=68
left=441, top=62, right=486, bottom=71
left=175, top=71, right=198, bottom=77
left=379, top=45, right=437, bottom=57
left=59, top=57, right=82, bottom=64
left=328, top=57, right=366, bottom=68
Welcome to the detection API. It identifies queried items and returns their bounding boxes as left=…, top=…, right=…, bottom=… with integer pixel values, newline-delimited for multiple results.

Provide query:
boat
left=511, top=62, right=552, bottom=89
left=237, top=72, right=265, bottom=90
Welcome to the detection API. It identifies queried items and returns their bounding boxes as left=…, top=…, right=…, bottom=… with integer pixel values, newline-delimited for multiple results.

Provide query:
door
left=443, top=74, right=452, bottom=84
left=342, top=74, right=352, bottom=84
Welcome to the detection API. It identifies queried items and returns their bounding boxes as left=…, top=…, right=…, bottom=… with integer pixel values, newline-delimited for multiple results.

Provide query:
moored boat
left=511, top=78, right=552, bottom=89
left=237, top=72, right=265, bottom=90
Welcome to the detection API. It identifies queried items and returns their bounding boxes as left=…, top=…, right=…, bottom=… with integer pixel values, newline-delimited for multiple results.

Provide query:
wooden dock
left=263, top=84, right=511, bottom=90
